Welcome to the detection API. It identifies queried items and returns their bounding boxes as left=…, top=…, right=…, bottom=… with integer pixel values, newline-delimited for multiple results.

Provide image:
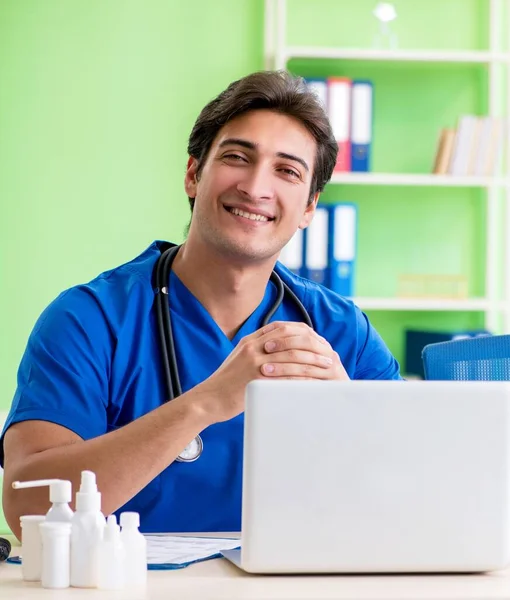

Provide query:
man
left=2, top=71, right=401, bottom=539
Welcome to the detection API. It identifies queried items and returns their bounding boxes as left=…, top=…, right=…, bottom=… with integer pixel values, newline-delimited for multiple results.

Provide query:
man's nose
left=236, top=165, right=275, bottom=201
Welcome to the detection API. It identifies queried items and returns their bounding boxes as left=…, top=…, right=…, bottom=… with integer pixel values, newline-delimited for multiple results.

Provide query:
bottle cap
left=120, top=512, right=140, bottom=529
left=104, top=514, right=120, bottom=541
left=79, top=470, right=98, bottom=493
left=76, top=471, right=101, bottom=512
left=49, top=480, right=72, bottom=503
left=20, top=515, right=46, bottom=525
left=39, top=521, right=72, bottom=536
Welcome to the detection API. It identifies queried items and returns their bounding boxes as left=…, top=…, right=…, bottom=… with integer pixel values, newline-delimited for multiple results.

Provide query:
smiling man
left=1, top=71, right=401, bottom=539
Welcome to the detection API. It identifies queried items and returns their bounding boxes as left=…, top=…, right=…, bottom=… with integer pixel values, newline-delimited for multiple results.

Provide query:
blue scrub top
left=1, top=241, right=401, bottom=532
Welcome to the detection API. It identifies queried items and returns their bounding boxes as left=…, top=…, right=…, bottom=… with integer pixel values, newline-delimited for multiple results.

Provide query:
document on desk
left=145, top=534, right=241, bottom=570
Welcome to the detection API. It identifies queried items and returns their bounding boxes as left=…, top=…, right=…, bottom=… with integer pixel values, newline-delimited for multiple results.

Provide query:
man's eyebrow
left=218, top=138, right=256, bottom=151
left=218, top=138, right=310, bottom=172
left=276, top=152, right=309, bottom=173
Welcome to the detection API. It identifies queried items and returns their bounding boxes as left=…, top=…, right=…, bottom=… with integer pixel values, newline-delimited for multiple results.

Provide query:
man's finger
left=260, top=361, right=332, bottom=379
left=264, top=334, right=331, bottom=356
left=262, top=349, right=333, bottom=369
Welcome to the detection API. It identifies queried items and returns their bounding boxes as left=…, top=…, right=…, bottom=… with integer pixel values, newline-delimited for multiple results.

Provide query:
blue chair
left=422, top=334, right=510, bottom=381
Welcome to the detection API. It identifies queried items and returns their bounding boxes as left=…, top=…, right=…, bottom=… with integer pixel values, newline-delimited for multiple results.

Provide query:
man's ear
left=184, top=157, right=199, bottom=198
left=298, top=192, right=320, bottom=230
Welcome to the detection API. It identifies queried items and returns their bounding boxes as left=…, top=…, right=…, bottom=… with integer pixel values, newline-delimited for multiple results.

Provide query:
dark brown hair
left=186, top=70, right=338, bottom=211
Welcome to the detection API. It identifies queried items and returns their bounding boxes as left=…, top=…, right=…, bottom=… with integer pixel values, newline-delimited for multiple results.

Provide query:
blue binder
left=350, top=80, right=373, bottom=172
left=328, top=203, right=357, bottom=297
left=303, top=205, right=329, bottom=286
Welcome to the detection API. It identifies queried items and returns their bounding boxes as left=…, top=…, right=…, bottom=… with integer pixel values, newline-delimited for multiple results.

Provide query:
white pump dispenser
left=70, top=470, right=106, bottom=588
left=12, top=479, right=74, bottom=523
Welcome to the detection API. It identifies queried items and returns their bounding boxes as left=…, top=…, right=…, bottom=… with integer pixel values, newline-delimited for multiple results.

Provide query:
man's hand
left=258, top=321, right=348, bottom=381
left=193, top=321, right=349, bottom=424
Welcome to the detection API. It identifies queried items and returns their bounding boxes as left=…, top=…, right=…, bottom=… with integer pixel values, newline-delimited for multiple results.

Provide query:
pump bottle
left=13, top=478, right=74, bottom=583
left=12, top=478, right=73, bottom=522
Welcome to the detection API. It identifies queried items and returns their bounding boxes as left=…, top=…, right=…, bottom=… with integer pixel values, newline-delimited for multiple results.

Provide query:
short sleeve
left=354, top=307, right=402, bottom=380
left=0, top=286, right=113, bottom=467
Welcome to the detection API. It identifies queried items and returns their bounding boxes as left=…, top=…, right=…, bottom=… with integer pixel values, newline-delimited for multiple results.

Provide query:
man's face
left=185, top=109, right=319, bottom=263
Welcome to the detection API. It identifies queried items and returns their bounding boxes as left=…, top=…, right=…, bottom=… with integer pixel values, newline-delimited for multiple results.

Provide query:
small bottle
left=97, top=515, right=126, bottom=590
left=70, top=471, right=106, bottom=588
left=120, top=512, right=147, bottom=587
left=12, top=479, right=74, bottom=523
left=19, top=515, right=45, bottom=582
left=39, top=521, right=72, bottom=589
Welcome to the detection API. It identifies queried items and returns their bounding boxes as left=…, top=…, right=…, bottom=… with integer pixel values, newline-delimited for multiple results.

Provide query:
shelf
left=285, top=47, right=510, bottom=64
left=352, top=298, right=501, bottom=311
left=329, top=173, right=509, bottom=187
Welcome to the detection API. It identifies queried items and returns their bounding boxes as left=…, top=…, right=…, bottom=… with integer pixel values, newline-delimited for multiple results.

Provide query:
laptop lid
left=239, top=380, right=510, bottom=573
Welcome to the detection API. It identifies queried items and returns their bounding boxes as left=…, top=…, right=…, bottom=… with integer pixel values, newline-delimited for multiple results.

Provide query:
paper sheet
left=145, top=535, right=240, bottom=568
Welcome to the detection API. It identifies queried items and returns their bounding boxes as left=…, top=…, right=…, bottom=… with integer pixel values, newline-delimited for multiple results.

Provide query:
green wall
left=0, top=0, right=505, bottom=535
left=1, top=0, right=503, bottom=408
left=0, top=0, right=263, bottom=414
left=0, top=0, right=262, bottom=534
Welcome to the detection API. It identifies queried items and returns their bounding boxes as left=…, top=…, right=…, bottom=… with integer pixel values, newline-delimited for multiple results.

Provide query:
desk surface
left=3, top=535, right=510, bottom=599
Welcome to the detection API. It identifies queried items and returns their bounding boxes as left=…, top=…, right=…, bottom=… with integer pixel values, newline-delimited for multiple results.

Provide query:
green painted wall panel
left=0, top=0, right=501, bottom=398
left=0, top=0, right=504, bottom=536
left=286, top=0, right=489, bottom=51
left=0, top=0, right=263, bottom=411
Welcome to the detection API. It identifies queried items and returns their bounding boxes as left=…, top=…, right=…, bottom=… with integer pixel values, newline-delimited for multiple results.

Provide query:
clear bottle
left=70, top=471, right=106, bottom=588
left=12, top=478, right=74, bottom=522
left=120, top=511, right=147, bottom=587
left=97, top=515, right=126, bottom=590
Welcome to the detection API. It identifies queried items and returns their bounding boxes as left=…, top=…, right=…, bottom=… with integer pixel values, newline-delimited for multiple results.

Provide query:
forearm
left=3, top=386, right=213, bottom=538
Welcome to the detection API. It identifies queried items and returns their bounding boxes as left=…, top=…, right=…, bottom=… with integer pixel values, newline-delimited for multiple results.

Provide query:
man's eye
left=224, top=154, right=245, bottom=161
left=281, top=168, right=300, bottom=178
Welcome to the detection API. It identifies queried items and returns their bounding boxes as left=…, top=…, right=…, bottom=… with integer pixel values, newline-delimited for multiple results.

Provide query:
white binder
left=278, top=229, right=304, bottom=275
left=304, top=206, right=329, bottom=285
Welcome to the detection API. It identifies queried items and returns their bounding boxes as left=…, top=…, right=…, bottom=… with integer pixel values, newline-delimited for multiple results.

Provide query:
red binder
left=327, top=77, right=352, bottom=172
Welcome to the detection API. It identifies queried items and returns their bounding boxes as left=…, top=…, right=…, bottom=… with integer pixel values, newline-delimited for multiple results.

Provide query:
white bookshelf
left=265, top=0, right=510, bottom=334
left=330, top=173, right=510, bottom=188
left=353, top=298, right=504, bottom=312
left=283, top=47, right=510, bottom=65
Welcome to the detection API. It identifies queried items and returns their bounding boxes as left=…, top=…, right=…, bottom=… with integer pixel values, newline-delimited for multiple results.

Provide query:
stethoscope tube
left=153, top=243, right=313, bottom=462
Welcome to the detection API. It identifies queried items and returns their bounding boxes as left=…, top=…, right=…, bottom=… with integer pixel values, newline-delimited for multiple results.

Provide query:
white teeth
left=229, top=207, right=270, bottom=222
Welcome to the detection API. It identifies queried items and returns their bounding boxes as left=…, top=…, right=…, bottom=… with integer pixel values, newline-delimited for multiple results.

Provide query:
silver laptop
left=222, top=380, right=510, bottom=573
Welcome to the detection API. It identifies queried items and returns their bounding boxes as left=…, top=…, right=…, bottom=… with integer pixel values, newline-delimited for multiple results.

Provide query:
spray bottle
left=70, top=470, right=106, bottom=588
left=12, top=479, right=74, bottom=522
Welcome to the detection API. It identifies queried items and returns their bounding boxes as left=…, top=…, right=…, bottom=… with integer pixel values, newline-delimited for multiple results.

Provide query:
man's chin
left=213, top=238, right=277, bottom=263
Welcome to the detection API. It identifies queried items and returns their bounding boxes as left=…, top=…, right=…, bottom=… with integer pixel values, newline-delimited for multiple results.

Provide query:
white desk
left=2, top=535, right=510, bottom=599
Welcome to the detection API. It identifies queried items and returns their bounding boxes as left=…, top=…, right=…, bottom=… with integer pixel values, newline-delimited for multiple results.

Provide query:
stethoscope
left=153, top=243, right=313, bottom=462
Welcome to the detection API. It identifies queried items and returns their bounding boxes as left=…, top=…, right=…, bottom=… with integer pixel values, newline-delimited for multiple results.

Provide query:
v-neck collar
left=168, top=270, right=278, bottom=348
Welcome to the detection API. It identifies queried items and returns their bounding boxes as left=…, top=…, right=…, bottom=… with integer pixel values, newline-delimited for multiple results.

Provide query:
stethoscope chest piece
left=176, top=434, right=203, bottom=462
